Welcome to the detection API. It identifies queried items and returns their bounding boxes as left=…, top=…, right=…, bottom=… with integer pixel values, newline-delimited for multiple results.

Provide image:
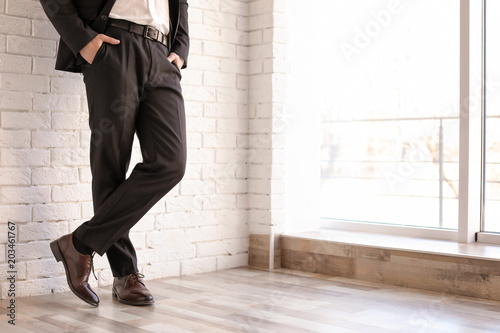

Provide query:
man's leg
left=87, top=111, right=138, bottom=278
left=109, top=49, right=186, bottom=305
left=77, top=27, right=145, bottom=278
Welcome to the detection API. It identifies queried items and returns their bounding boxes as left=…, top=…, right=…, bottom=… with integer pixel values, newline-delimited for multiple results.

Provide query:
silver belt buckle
left=144, top=26, right=158, bottom=41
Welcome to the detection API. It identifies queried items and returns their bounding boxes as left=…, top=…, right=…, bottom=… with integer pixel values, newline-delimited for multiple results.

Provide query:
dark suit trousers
left=73, top=25, right=186, bottom=277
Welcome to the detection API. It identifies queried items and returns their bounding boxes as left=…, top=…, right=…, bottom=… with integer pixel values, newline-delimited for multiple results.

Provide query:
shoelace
left=127, top=272, right=146, bottom=286
left=88, top=252, right=97, bottom=280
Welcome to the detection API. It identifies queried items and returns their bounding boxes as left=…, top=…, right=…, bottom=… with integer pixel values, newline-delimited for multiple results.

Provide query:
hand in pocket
left=80, top=34, right=120, bottom=64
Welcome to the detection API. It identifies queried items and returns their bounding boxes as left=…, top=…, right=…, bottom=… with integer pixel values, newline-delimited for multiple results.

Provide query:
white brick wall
left=0, top=0, right=273, bottom=298
left=247, top=0, right=288, bottom=240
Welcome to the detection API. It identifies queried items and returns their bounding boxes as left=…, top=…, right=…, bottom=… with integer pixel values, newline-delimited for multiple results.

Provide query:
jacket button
left=101, top=15, right=108, bottom=20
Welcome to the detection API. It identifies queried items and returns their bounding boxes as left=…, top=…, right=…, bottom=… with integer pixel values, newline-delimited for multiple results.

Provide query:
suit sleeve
left=172, top=0, right=190, bottom=69
left=39, top=0, right=98, bottom=56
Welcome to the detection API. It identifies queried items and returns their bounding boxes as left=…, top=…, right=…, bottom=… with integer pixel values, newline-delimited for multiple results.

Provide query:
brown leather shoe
left=50, top=234, right=99, bottom=307
left=112, top=273, right=154, bottom=306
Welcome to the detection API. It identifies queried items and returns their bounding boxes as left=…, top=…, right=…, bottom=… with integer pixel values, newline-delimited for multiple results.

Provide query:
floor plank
left=1, top=267, right=500, bottom=332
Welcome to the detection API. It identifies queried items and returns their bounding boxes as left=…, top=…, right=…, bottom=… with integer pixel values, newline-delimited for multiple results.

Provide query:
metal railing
left=320, top=116, right=460, bottom=228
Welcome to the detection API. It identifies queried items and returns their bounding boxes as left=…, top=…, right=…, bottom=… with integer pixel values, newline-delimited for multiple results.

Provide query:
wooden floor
left=2, top=267, right=500, bottom=332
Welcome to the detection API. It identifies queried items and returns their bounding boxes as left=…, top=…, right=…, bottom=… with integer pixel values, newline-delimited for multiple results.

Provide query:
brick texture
left=248, top=0, right=288, bottom=238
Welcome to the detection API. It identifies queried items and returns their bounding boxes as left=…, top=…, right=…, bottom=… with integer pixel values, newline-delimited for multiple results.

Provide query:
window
left=316, top=0, right=460, bottom=229
left=286, top=0, right=497, bottom=243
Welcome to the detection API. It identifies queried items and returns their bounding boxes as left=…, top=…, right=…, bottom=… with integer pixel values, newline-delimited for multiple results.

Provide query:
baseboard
left=248, top=234, right=281, bottom=270
left=281, top=230, right=500, bottom=301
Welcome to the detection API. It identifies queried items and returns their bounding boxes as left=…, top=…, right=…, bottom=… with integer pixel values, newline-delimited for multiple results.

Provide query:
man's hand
left=167, top=52, right=184, bottom=69
left=80, top=34, right=120, bottom=64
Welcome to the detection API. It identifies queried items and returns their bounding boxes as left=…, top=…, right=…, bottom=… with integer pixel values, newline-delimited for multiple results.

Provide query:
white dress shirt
left=109, top=0, right=170, bottom=36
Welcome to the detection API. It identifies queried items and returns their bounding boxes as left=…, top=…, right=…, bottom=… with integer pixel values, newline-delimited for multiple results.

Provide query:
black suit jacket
left=39, top=0, right=189, bottom=73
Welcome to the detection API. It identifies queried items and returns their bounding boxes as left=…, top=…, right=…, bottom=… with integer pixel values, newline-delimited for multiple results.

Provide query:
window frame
left=478, top=0, right=500, bottom=244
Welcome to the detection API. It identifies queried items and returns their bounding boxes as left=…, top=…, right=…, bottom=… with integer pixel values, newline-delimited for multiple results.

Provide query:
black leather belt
left=107, top=18, right=169, bottom=47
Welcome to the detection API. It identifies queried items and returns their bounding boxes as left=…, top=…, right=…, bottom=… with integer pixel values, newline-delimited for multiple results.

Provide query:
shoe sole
left=50, top=240, right=99, bottom=307
left=112, top=288, right=154, bottom=306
